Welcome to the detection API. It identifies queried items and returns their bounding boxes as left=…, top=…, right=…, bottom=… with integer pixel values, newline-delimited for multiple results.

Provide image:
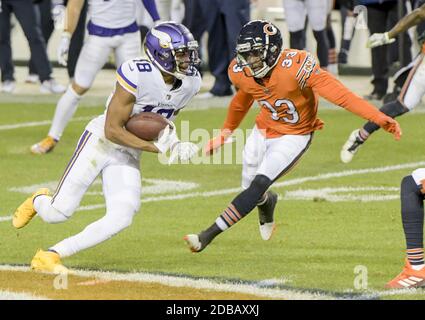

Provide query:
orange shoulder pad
left=228, top=58, right=248, bottom=88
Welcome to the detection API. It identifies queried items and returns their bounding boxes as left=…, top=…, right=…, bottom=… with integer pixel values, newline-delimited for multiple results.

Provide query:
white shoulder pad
left=188, top=72, right=202, bottom=95
left=116, top=59, right=140, bottom=96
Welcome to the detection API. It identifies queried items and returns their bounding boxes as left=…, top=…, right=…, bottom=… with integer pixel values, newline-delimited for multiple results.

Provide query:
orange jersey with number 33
left=223, top=49, right=385, bottom=138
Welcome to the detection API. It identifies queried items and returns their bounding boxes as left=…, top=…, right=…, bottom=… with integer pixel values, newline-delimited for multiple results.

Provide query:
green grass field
left=1, top=99, right=425, bottom=299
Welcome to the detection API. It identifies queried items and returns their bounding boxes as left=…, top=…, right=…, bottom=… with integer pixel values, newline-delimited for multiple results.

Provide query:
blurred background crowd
left=0, top=0, right=423, bottom=103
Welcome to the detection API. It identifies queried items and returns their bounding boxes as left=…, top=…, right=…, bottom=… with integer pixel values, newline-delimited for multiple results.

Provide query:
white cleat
left=340, top=129, right=364, bottom=163
left=25, top=74, right=39, bottom=84
left=40, top=79, right=66, bottom=94
left=1, top=80, right=16, bottom=93
left=259, top=222, right=276, bottom=241
left=183, top=234, right=202, bottom=252
left=258, top=190, right=278, bottom=240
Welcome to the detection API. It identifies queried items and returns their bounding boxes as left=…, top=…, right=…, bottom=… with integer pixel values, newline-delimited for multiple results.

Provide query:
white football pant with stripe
left=34, top=130, right=141, bottom=258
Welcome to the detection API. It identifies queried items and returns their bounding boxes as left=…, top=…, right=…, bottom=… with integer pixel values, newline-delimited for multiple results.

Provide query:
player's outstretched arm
left=367, top=3, right=425, bottom=48
left=204, top=88, right=254, bottom=155
left=105, top=83, right=160, bottom=152
left=308, top=69, right=402, bottom=140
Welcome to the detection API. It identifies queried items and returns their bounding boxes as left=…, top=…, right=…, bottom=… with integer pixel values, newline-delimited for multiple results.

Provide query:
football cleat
left=1, top=80, right=16, bottom=93
left=386, top=259, right=425, bottom=289
left=184, top=234, right=205, bottom=253
left=258, top=190, right=278, bottom=241
left=340, top=129, right=364, bottom=163
left=40, top=79, right=66, bottom=94
left=13, top=188, right=50, bottom=229
left=31, top=249, right=68, bottom=274
left=30, top=136, right=57, bottom=154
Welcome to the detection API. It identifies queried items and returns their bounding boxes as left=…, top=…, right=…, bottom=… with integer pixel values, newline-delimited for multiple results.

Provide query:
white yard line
left=2, top=162, right=425, bottom=299
left=2, top=161, right=425, bottom=217
left=0, top=264, right=418, bottom=300
left=0, top=289, right=49, bottom=300
left=0, top=116, right=94, bottom=131
left=0, top=265, right=335, bottom=300
left=75, top=160, right=425, bottom=212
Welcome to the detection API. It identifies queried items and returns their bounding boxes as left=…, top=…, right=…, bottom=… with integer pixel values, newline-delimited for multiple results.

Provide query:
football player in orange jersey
left=341, top=1, right=425, bottom=163
left=184, top=20, right=401, bottom=253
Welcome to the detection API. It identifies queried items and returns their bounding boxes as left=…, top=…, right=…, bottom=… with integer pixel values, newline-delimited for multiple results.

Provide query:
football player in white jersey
left=30, top=0, right=160, bottom=154
left=13, top=22, right=201, bottom=273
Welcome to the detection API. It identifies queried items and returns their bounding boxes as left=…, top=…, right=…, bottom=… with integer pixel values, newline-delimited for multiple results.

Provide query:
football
left=125, top=112, right=169, bottom=141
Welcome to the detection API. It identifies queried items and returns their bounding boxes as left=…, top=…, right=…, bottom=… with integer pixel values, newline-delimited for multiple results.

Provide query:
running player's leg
left=31, top=36, right=112, bottom=154
left=115, top=31, right=142, bottom=67
left=49, top=160, right=141, bottom=258
left=306, top=0, right=330, bottom=68
left=185, top=131, right=313, bottom=252
left=282, top=0, right=307, bottom=49
left=340, top=54, right=425, bottom=163
left=36, top=131, right=106, bottom=223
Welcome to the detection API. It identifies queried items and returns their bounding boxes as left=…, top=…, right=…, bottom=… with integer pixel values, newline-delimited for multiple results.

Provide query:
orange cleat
left=385, top=259, right=425, bottom=289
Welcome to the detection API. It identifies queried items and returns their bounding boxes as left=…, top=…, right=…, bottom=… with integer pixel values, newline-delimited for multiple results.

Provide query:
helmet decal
left=263, top=23, right=277, bottom=36
left=236, top=20, right=283, bottom=78
left=144, top=22, right=200, bottom=79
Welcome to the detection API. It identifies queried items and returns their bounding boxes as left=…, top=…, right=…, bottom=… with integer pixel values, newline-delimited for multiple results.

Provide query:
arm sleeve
left=116, top=61, right=138, bottom=96
left=307, top=68, right=385, bottom=123
left=141, top=0, right=160, bottom=22
left=222, top=88, right=255, bottom=131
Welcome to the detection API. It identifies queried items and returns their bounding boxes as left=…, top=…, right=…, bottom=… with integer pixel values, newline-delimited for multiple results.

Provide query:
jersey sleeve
left=116, top=60, right=138, bottom=96
left=141, top=0, right=160, bottom=22
left=306, top=65, right=387, bottom=123
left=221, top=61, right=255, bottom=131
left=222, top=88, right=254, bottom=131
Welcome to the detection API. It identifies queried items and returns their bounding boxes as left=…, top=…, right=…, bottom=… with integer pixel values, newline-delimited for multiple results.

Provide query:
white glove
left=153, top=123, right=179, bottom=153
left=168, top=142, right=199, bottom=164
left=57, top=32, right=71, bottom=66
left=367, top=32, right=395, bottom=48
left=51, top=2, right=65, bottom=28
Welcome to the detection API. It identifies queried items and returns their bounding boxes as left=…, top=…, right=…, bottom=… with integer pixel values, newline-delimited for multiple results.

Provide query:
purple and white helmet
left=144, top=22, right=200, bottom=79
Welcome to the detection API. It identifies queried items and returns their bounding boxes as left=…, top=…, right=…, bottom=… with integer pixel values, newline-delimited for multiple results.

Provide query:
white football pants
left=399, top=54, right=425, bottom=111
left=34, top=130, right=142, bottom=258
left=241, top=125, right=313, bottom=189
left=283, top=0, right=330, bottom=32
left=74, top=31, right=141, bottom=89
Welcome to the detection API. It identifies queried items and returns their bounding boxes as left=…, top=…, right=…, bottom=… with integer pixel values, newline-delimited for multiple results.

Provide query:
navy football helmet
left=236, top=20, right=283, bottom=78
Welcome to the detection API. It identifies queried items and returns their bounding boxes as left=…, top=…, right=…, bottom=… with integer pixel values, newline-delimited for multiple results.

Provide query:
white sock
left=50, top=205, right=135, bottom=258
left=34, top=195, right=68, bottom=224
left=215, top=217, right=228, bottom=231
left=412, top=264, right=425, bottom=271
left=48, top=85, right=82, bottom=141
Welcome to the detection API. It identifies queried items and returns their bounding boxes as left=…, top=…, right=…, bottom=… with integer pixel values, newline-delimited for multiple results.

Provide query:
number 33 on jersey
left=227, top=49, right=328, bottom=138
